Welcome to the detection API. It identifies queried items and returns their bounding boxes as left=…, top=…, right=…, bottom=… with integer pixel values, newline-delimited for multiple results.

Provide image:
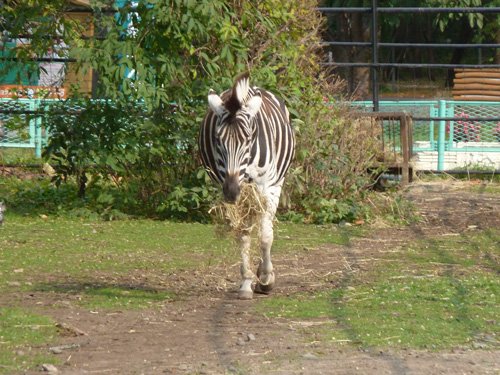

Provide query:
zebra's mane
left=224, top=72, right=250, bottom=115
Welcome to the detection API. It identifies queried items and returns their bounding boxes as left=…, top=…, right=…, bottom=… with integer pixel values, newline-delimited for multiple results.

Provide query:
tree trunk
left=350, top=12, right=370, bottom=99
left=78, top=171, right=87, bottom=198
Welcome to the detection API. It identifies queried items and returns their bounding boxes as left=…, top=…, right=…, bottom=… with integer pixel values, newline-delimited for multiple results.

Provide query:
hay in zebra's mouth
left=209, top=183, right=267, bottom=238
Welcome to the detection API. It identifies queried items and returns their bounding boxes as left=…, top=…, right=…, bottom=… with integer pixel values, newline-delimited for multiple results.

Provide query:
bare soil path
left=19, top=181, right=499, bottom=374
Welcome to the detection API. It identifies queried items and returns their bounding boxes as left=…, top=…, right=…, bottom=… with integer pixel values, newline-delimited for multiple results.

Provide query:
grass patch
left=468, top=182, right=500, bottom=195
left=0, top=217, right=357, bottom=280
left=0, top=148, right=39, bottom=165
left=257, top=229, right=500, bottom=350
left=0, top=215, right=359, bottom=298
left=328, top=275, right=498, bottom=349
left=81, top=286, right=172, bottom=309
left=0, top=308, right=58, bottom=374
left=274, top=223, right=362, bottom=251
left=404, top=229, right=500, bottom=273
left=0, top=216, right=235, bottom=291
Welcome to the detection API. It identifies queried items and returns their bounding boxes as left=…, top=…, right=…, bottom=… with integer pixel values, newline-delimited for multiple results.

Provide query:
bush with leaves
left=43, top=0, right=335, bottom=220
left=43, top=97, right=218, bottom=220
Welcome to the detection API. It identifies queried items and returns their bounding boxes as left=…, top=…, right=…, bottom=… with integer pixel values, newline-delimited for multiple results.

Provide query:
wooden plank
left=454, top=78, right=500, bottom=85
left=455, top=72, right=500, bottom=79
left=455, top=68, right=500, bottom=74
left=452, top=89, right=500, bottom=97
left=454, top=83, right=500, bottom=90
left=452, top=95, right=500, bottom=101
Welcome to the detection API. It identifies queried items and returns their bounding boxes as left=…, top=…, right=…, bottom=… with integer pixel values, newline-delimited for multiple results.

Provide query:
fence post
left=437, top=99, right=446, bottom=171
left=400, top=114, right=411, bottom=185
left=430, top=103, right=438, bottom=149
left=447, top=100, right=454, bottom=150
left=28, top=99, right=36, bottom=151
left=34, top=99, right=42, bottom=158
left=371, top=0, right=379, bottom=112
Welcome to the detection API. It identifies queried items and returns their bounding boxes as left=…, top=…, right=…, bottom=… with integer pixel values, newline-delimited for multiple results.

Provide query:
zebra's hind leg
left=238, top=231, right=254, bottom=300
left=255, top=210, right=275, bottom=294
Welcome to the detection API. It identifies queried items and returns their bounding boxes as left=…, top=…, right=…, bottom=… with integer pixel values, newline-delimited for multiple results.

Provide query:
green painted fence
left=354, top=100, right=500, bottom=170
left=1, top=98, right=499, bottom=170
left=0, top=98, right=46, bottom=158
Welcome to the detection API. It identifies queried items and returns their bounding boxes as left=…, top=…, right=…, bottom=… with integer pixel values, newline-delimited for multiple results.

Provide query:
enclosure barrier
left=318, top=4, right=500, bottom=111
left=0, top=98, right=45, bottom=158
left=0, top=98, right=87, bottom=159
left=354, top=100, right=500, bottom=171
left=351, top=111, right=413, bottom=185
left=1, top=98, right=499, bottom=171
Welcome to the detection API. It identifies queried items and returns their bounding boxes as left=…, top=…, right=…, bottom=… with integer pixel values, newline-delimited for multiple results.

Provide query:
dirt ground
left=16, top=181, right=500, bottom=374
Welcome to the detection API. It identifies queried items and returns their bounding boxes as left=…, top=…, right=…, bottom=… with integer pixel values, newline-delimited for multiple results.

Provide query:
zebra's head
left=208, top=73, right=262, bottom=203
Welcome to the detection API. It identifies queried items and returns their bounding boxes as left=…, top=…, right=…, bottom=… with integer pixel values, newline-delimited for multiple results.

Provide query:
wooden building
left=0, top=0, right=95, bottom=99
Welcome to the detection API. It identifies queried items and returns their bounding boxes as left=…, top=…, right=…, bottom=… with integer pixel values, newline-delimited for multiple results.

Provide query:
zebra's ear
left=208, top=90, right=225, bottom=116
left=246, top=91, right=262, bottom=117
left=234, top=72, right=250, bottom=104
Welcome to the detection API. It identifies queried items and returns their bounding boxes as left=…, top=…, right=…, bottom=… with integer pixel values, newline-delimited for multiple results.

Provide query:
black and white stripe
left=198, top=73, right=295, bottom=299
left=199, top=74, right=295, bottom=200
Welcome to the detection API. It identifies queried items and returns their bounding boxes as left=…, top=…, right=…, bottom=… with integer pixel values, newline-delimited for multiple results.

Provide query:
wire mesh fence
left=1, top=98, right=499, bottom=171
left=447, top=103, right=500, bottom=145
left=354, top=100, right=500, bottom=150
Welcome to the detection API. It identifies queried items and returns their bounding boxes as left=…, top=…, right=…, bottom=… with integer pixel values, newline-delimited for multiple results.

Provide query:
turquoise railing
left=354, top=99, right=500, bottom=170
left=1, top=98, right=499, bottom=170
left=0, top=98, right=52, bottom=158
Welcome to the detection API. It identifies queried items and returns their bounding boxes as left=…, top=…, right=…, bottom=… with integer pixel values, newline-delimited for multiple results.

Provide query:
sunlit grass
left=257, top=229, right=500, bottom=350
left=0, top=308, right=58, bottom=374
left=33, top=283, right=174, bottom=310
left=0, top=148, right=39, bottom=165
left=0, top=216, right=234, bottom=289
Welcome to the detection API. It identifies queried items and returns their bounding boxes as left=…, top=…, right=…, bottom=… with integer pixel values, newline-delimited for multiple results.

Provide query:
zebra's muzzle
left=222, top=175, right=241, bottom=203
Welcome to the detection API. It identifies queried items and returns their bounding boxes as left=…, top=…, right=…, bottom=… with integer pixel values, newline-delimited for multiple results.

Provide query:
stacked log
left=453, top=69, right=500, bottom=101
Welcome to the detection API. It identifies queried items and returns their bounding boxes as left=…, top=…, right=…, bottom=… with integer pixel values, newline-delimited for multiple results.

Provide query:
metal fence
left=319, top=3, right=500, bottom=171
left=2, top=97, right=498, bottom=171
left=0, top=98, right=46, bottom=158
left=354, top=100, right=500, bottom=170
left=319, top=3, right=500, bottom=111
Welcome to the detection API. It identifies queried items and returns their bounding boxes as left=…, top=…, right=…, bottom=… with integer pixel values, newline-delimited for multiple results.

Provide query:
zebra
left=199, top=73, right=295, bottom=300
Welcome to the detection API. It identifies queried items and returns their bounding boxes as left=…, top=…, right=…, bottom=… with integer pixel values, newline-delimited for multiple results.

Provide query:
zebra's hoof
left=238, top=290, right=254, bottom=300
left=254, top=282, right=274, bottom=295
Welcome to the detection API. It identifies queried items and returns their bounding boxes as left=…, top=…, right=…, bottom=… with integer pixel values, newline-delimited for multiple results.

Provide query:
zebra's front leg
left=238, top=231, right=254, bottom=300
left=255, top=209, right=276, bottom=294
